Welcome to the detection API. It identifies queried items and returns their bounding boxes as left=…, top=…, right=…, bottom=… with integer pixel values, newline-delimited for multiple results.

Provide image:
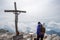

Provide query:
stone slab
left=13, top=34, right=23, bottom=40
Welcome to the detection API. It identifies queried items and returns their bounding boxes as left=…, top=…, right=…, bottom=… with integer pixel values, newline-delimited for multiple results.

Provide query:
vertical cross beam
left=14, top=2, right=19, bottom=36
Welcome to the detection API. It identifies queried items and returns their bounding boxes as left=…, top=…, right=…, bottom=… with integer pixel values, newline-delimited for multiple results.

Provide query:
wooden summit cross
left=4, top=2, right=26, bottom=36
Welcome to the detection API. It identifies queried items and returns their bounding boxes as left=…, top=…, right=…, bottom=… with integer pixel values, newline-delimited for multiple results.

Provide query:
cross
left=4, top=2, right=26, bottom=36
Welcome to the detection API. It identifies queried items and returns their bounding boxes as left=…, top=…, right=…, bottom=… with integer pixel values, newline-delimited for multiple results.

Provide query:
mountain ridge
left=46, top=30, right=60, bottom=36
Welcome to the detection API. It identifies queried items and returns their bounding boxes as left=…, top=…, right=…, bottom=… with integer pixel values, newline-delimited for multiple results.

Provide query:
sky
left=0, top=0, right=60, bottom=33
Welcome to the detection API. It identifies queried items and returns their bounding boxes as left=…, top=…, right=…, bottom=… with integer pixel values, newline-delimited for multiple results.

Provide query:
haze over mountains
left=0, top=24, right=60, bottom=36
left=0, top=25, right=14, bottom=33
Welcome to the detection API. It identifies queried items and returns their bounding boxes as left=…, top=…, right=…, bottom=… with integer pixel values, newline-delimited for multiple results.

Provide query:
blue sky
left=0, top=0, right=60, bottom=32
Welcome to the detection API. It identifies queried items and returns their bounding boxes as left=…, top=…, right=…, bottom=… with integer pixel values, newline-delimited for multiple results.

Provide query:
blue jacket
left=37, top=24, right=44, bottom=36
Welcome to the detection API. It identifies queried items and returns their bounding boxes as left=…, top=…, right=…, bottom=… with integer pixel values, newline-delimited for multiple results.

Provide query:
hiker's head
left=38, top=22, right=41, bottom=25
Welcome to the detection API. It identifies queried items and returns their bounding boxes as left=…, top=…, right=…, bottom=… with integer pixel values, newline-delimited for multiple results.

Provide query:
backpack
left=41, top=25, right=45, bottom=34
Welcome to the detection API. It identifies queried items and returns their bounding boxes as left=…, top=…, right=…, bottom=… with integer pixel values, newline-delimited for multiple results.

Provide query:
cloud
left=47, top=21, right=60, bottom=30
left=46, top=28, right=51, bottom=31
left=0, top=0, right=60, bottom=22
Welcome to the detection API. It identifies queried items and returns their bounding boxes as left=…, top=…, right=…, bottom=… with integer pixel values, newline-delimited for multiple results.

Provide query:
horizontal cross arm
left=20, top=11, right=26, bottom=13
left=4, top=10, right=26, bottom=13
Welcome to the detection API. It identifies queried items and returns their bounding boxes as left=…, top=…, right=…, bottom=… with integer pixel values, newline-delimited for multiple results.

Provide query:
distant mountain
left=26, top=27, right=31, bottom=33
left=0, top=25, right=14, bottom=33
left=46, top=23, right=60, bottom=32
left=0, top=29, right=9, bottom=33
left=46, top=30, right=60, bottom=36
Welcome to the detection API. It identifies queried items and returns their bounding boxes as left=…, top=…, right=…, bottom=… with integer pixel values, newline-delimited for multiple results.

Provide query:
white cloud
left=47, top=21, right=60, bottom=29
left=46, top=28, right=51, bottom=31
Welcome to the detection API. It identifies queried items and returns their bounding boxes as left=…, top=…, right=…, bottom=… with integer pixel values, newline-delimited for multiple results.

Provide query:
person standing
left=37, top=22, right=45, bottom=40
